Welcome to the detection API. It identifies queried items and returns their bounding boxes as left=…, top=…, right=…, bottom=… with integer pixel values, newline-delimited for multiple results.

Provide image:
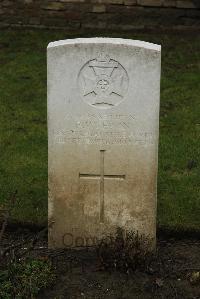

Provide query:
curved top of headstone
left=47, top=37, right=161, bottom=52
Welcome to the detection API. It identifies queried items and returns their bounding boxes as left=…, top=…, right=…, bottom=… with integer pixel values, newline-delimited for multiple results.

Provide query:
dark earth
left=1, top=227, right=200, bottom=299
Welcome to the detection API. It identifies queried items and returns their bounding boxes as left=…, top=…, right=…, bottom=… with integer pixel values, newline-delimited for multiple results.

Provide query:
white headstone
left=48, top=38, right=161, bottom=249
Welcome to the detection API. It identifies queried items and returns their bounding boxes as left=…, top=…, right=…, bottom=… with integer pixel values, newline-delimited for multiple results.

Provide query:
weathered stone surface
left=92, top=4, right=106, bottom=13
left=1, top=0, right=13, bottom=7
left=162, top=0, right=176, bottom=7
left=24, top=0, right=33, bottom=4
left=0, top=0, right=199, bottom=29
left=137, top=0, right=162, bottom=7
left=48, top=38, right=161, bottom=249
left=90, top=0, right=123, bottom=3
left=124, top=0, right=137, bottom=5
left=42, top=2, right=66, bottom=11
left=176, top=0, right=196, bottom=9
left=29, top=17, right=40, bottom=25
left=109, top=0, right=124, bottom=3
left=60, top=0, right=85, bottom=2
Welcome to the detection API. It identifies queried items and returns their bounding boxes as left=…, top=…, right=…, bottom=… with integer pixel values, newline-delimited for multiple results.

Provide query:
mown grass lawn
left=0, top=29, right=199, bottom=230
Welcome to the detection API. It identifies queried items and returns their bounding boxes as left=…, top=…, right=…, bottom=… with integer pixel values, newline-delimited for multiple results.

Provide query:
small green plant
left=0, top=258, right=55, bottom=299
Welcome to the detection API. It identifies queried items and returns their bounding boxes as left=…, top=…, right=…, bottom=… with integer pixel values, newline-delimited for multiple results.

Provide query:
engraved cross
left=79, top=150, right=125, bottom=223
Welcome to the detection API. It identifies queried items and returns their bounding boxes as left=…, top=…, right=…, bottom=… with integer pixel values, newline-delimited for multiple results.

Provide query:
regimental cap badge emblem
left=78, top=53, right=129, bottom=109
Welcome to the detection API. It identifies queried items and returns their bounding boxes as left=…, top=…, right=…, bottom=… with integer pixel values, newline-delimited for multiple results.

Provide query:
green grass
left=0, top=29, right=200, bottom=230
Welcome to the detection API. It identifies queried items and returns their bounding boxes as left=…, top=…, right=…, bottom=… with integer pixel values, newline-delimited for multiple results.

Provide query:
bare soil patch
left=1, top=228, right=199, bottom=299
